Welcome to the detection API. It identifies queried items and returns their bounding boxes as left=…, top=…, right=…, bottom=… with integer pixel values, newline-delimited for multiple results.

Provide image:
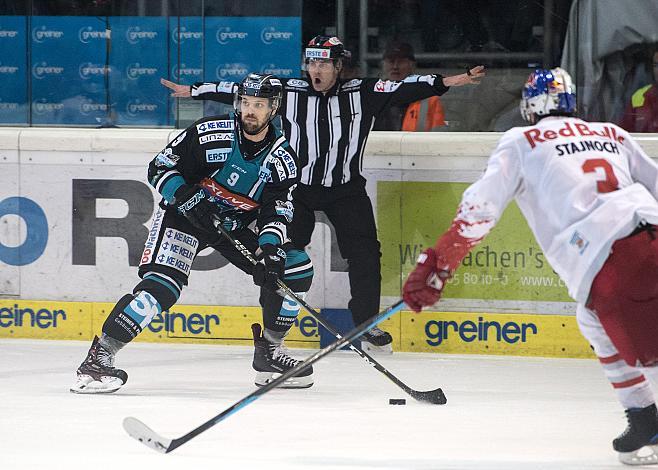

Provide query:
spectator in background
left=620, top=47, right=658, bottom=133
left=373, top=41, right=446, bottom=131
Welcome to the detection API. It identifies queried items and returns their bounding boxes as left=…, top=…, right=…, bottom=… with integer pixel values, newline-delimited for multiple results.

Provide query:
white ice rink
left=0, top=338, right=645, bottom=470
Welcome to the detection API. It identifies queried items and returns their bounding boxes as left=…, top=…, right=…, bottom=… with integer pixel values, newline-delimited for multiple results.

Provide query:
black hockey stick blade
left=123, top=417, right=173, bottom=453
left=123, top=301, right=405, bottom=453
left=409, top=387, right=447, bottom=405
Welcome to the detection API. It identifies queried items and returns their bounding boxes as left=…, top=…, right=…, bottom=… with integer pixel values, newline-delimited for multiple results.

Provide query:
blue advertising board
left=168, top=16, right=203, bottom=125
left=201, top=16, right=301, bottom=117
left=0, top=16, right=27, bottom=124
left=1, top=15, right=300, bottom=127
left=204, top=16, right=300, bottom=82
left=110, top=16, right=168, bottom=126
left=31, top=16, right=108, bottom=126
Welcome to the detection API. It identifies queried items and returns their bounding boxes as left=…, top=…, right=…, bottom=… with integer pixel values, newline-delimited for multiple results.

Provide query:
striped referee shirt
left=191, top=75, right=449, bottom=187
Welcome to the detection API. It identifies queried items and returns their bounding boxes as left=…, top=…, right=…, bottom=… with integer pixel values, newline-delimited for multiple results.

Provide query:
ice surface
left=0, top=338, right=637, bottom=469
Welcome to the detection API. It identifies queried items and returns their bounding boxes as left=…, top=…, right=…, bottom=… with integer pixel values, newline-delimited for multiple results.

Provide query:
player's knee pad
left=134, top=274, right=181, bottom=311
left=102, top=275, right=181, bottom=343
left=283, top=248, right=313, bottom=292
left=102, top=291, right=163, bottom=343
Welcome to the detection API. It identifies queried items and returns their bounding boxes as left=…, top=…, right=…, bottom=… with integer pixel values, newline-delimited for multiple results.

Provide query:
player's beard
left=242, top=114, right=266, bottom=135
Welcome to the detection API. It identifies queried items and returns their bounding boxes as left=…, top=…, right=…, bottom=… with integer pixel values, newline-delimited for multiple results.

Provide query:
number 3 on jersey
left=582, top=158, right=619, bottom=193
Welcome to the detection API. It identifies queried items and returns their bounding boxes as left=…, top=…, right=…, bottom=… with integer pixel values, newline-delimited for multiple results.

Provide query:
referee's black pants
left=290, top=178, right=382, bottom=325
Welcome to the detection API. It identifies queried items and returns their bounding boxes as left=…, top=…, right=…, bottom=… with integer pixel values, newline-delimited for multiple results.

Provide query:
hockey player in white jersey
left=402, top=67, right=658, bottom=465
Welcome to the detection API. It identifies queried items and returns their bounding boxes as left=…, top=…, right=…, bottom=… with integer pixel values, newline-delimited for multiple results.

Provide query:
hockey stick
left=212, top=220, right=446, bottom=405
left=123, top=300, right=405, bottom=453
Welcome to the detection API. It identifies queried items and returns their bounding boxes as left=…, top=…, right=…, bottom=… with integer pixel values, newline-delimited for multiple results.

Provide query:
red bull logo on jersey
left=524, top=121, right=625, bottom=149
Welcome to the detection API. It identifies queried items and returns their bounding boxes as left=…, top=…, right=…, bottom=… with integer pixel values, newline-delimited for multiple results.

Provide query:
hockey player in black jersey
left=71, top=73, right=314, bottom=393
left=161, top=35, right=484, bottom=353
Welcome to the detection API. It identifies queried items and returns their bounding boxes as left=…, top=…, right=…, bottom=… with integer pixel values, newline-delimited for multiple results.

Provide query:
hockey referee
left=161, top=35, right=485, bottom=351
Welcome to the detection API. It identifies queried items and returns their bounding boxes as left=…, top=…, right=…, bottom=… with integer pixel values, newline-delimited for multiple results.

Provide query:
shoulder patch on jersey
left=342, top=79, right=362, bottom=89
left=155, top=148, right=180, bottom=167
left=373, top=80, right=402, bottom=93
left=275, top=200, right=294, bottom=222
left=170, top=131, right=187, bottom=147
left=199, top=133, right=234, bottom=144
left=205, top=148, right=230, bottom=163
left=286, top=79, right=309, bottom=88
left=196, top=119, right=234, bottom=134
left=217, top=81, right=235, bottom=93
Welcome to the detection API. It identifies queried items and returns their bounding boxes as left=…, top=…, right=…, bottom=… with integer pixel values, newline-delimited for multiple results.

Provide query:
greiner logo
left=146, top=310, right=220, bottom=335
left=80, top=102, right=108, bottom=115
left=0, top=63, right=18, bottom=74
left=260, top=27, right=293, bottom=44
left=78, top=27, right=110, bottom=43
left=32, top=100, right=64, bottom=115
left=79, top=62, right=108, bottom=79
left=0, top=304, right=66, bottom=329
left=126, top=63, right=157, bottom=80
left=425, top=317, right=538, bottom=347
left=261, top=64, right=293, bottom=76
left=171, top=64, right=202, bottom=78
left=0, top=30, right=18, bottom=38
left=217, top=63, right=248, bottom=79
left=216, top=27, right=248, bottom=45
left=32, top=62, right=64, bottom=79
left=32, top=27, right=64, bottom=42
left=0, top=102, right=18, bottom=110
left=171, top=27, right=202, bottom=43
left=126, top=27, right=157, bottom=44
left=126, top=100, right=157, bottom=117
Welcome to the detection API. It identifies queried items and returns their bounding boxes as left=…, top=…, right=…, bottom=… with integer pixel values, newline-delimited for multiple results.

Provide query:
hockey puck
left=389, top=398, right=406, bottom=405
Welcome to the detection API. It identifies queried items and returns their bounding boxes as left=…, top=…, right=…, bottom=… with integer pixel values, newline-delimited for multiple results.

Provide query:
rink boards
left=0, top=299, right=593, bottom=358
left=2, top=128, right=657, bottom=359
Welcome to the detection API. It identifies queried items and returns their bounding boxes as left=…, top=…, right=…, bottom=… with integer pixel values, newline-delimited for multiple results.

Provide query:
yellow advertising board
left=0, top=300, right=320, bottom=348
left=0, top=300, right=593, bottom=359
left=396, top=310, right=593, bottom=358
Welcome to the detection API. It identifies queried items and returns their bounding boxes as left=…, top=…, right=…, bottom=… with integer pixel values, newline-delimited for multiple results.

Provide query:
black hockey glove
left=253, top=244, right=286, bottom=293
left=174, top=184, right=223, bottom=238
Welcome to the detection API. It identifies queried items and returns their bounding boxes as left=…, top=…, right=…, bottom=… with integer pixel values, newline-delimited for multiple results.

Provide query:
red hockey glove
left=402, top=248, right=452, bottom=313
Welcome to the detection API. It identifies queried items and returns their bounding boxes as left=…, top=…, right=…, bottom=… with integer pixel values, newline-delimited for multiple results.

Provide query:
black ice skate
left=251, top=323, right=313, bottom=389
left=70, top=335, right=128, bottom=394
left=361, top=326, right=393, bottom=354
left=613, top=404, right=658, bottom=465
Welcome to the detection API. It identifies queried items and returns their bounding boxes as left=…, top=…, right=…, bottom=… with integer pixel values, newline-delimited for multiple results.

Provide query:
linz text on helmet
left=524, top=122, right=625, bottom=149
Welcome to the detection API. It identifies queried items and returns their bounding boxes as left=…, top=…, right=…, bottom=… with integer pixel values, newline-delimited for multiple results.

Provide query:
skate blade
left=361, top=341, right=393, bottom=355
left=618, top=444, right=658, bottom=465
left=70, top=374, right=125, bottom=394
left=255, top=371, right=314, bottom=389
